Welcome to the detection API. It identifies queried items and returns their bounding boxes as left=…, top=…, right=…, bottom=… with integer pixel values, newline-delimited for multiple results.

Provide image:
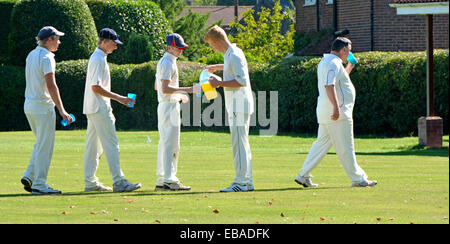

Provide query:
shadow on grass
left=0, top=186, right=351, bottom=198
left=297, top=145, right=449, bottom=157
left=0, top=191, right=118, bottom=198
left=121, top=186, right=347, bottom=197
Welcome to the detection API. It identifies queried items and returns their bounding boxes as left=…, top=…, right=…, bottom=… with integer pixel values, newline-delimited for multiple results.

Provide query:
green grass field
left=0, top=130, right=448, bottom=224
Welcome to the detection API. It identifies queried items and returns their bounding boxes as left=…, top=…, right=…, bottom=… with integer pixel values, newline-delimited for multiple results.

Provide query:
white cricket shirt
left=223, top=44, right=254, bottom=115
left=155, top=52, right=180, bottom=103
left=24, top=46, right=56, bottom=114
left=316, top=53, right=356, bottom=124
left=83, top=48, right=112, bottom=114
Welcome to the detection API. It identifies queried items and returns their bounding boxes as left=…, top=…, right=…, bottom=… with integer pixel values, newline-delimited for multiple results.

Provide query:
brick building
left=295, top=0, right=449, bottom=54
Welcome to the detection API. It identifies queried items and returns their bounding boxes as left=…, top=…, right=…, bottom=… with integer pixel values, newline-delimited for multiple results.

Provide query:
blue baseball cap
left=37, top=26, right=65, bottom=40
left=99, top=28, right=123, bottom=45
left=166, top=33, right=189, bottom=50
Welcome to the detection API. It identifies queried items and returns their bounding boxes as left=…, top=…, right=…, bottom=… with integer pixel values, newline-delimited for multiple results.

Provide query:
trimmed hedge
left=1, top=50, right=448, bottom=136
left=0, top=0, right=18, bottom=64
left=8, top=0, right=97, bottom=66
left=86, top=0, right=172, bottom=64
left=251, top=50, right=449, bottom=136
left=0, top=64, right=27, bottom=130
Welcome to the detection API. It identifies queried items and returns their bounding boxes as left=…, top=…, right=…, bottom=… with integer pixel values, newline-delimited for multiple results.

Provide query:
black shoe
left=21, top=177, right=33, bottom=193
left=155, top=185, right=164, bottom=191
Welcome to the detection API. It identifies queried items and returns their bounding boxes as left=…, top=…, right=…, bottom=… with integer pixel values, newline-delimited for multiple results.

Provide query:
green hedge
left=0, top=0, right=18, bottom=64
left=251, top=50, right=449, bottom=136
left=8, top=0, right=97, bottom=66
left=86, top=0, right=171, bottom=64
left=0, top=64, right=27, bottom=130
left=1, top=50, right=448, bottom=136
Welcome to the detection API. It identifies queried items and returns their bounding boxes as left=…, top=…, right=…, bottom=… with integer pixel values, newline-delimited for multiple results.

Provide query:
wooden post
left=333, top=0, right=338, bottom=32
left=235, top=0, right=239, bottom=20
left=426, top=14, right=434, bottom=117
left=316, top=0, right=320, bottom=31
left=418, top=14, right=442, bottom=148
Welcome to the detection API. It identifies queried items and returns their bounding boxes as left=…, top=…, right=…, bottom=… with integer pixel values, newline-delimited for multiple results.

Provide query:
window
left=327, top=0, right=334, bottom=4
left=304, top=0, right=316, bottom=6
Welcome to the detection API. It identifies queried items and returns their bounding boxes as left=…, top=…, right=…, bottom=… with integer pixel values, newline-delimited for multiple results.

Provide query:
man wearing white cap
left=154, top=33, right=196, bottom=191
left=21, top=26, right=73, bottom=194
left=83, top=28, right=142, bottom=192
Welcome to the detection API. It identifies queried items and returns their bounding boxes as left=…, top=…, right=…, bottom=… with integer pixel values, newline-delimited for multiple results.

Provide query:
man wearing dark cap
left=21, top=26, right=73, bottom=194
left=153, top=33, right=197, bottom=191
left=82, top=28, right=142, bottom=192
left=294, top=37, right=377, bottom=188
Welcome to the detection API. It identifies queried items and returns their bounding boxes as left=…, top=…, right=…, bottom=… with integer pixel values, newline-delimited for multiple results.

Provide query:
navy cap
left=37, top=26, right=65, bottom=40
left=99, top=28, right=123, bottom=45
left=166, top=33, right=189, bottom=50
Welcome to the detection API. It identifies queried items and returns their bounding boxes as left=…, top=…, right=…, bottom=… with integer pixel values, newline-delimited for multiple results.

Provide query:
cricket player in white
left=154, top=33, right=196, bottom=191
left=295, top=37, right=377, bottom=188
left=204, top=25, right=254, bottom=192
left=83, top=28, right=141, bottom=192
left=21, top=26, right=73, bottom=195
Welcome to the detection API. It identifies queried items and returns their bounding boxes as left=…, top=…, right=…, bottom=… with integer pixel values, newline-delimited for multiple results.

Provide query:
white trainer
left=352, top=180, right=378, bottom=187
left=113, top=179, right=142, bottom=192
left=295, top=175, right=319, bottom=188
left=220, top=183, right=249, bottom=192
left=85, top=183, right=112, bottom=192
left=163, top=182, right=191, bottom=191
left=31, top=186, right=62, bottom=195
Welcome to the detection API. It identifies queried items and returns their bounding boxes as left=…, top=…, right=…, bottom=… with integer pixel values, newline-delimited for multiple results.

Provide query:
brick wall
left=336, top=0, right=372, bottom=52
left=320, top=0, right=335, bottom=30
left=295, top=0, right=335, bottom=33
left=295, top=0, right=449, bottom=53
left=373, top=0, right=449, bottom=51
left=296, top=0, right=318, bottom=33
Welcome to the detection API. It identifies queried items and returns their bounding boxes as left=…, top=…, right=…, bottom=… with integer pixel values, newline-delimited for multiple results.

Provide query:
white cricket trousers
left=84, top=106, right=124, bottom=187
left=298, top=120, right=368, bottom=183
left=23, top=110, right=56, bottom=190
left=229, top=112, right=253, bottom=186
left=156, top=102, right=181, bottom=185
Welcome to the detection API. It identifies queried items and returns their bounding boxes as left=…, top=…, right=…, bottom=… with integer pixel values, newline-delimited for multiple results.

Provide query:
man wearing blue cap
left=154, top=33, right=197, bottom=191
left=82, top=28, right=142, bottom=192
left=21, top=26, right=73, bottom=194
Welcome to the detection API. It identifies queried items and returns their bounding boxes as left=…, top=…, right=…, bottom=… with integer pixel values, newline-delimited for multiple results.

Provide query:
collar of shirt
left=329, top=53, right=343, bottom=63
left=164, top=52, right=178, bottom=62
left=224, top=43, right=237, bottom=57
left=95, top=47, right=108, bottom=57
left=36, top=46, right=55, bottom=58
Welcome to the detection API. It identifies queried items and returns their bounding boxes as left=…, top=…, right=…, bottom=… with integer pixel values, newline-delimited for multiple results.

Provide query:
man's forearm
left=345, top=63, right=355, bottom=75
left=92, top=85, right=122, bottom=102
left=45, top=73, right=65, bottom=113
left=161, top=86, right=192, bottom=94
left=216, top=79, right=243, bottom=88
left=325, top=85, right=339, bottom=108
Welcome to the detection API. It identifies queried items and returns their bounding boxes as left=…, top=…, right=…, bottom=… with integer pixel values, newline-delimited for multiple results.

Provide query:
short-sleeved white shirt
left=155, top=52, right=180, bottom=103
left=83, top=48, right=111, bottom=114
left=24, top=46, right=56, bottom=114
left=223, top=44, right=254, bottom=115
left=316, top=53, right=356, bottom=124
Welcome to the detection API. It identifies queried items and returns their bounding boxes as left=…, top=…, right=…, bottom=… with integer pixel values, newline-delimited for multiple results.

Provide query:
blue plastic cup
left=128, top=93, right=136, bottom=108
left=194, top=83, right=203, bottom=98
left=61, top=113, right=75, bottom=127
left=347, top=52, right=358, bottom=65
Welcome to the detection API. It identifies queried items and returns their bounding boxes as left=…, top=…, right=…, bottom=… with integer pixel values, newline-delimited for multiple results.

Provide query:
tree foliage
left=151, top=0, right=186, bottom=27
left=228, top=0, right=295, bottom=62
